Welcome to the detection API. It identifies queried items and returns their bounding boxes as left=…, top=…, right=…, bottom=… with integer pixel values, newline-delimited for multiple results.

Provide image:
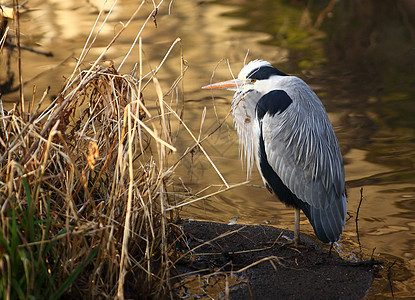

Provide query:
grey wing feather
left=261, top=77, right=347, bottom=242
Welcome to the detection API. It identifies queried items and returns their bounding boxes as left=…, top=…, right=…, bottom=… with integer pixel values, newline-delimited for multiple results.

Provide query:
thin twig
left=12, top=0, right=24, bottom=116
left=388, top=261, right=396, bottom=299
left=355, top=187, right=364, bottom=253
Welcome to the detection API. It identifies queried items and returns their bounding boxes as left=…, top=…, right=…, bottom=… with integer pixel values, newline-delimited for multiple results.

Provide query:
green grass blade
left=44, top=228, right=67, bottom=255
left=0, top=231, right=11, bottom=253
left=51, top=246, right=100, bottom=300
left=21, top=177, right=35, bottom=242
left=11, top=277, right=25, bottom=300
left=10, top=207, right=18, bottom=265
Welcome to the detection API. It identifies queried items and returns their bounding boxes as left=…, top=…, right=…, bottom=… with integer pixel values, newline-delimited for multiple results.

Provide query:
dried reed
left=0, top=1, right=188, bottom=298
left=0, top=57, right=182, bottom=299
left=0, top=1, right=249, bottom=298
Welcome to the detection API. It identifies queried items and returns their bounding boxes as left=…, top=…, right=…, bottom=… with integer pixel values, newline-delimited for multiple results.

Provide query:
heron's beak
left=201, top=79, right=243, bottom=91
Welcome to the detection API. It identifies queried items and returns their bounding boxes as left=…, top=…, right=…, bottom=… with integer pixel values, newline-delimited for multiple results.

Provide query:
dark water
left=1, top=0, right=415, bottom=297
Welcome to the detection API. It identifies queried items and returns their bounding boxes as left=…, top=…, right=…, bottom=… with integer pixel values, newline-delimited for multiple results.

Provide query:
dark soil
left=173, top=220, right=380, bottom=299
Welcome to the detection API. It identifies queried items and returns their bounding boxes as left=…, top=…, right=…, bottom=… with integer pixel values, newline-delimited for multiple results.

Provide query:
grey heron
left=202, top=60, right=347, bottom=245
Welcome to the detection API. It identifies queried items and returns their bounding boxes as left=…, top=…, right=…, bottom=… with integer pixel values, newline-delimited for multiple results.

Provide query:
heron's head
left=202, top=60, right=287, bottom=93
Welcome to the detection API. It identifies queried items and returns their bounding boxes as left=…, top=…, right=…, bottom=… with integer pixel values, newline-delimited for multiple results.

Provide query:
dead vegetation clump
left=0, top=58, right=186, bottom=298
left=0, top=1, right=194, bottom=298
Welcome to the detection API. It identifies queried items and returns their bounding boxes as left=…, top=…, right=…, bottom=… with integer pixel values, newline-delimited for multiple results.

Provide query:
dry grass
left=0, top=59, right=183, bottom=299
left=0, top=0, right=250, bottom=298
left=0, top=1, right=193, bottom=299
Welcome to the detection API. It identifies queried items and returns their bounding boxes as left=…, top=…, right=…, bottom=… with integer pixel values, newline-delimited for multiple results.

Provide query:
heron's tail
left=301, top=193, right=347, bottom=243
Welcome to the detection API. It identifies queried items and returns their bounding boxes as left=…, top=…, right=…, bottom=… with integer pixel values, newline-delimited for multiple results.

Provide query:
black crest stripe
left=247, top=66, right=287, bottom=80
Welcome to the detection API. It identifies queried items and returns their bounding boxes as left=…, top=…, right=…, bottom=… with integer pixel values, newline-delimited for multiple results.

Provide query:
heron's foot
left=281, top=235, right=306, bottom=249
left=294, top=235, right=300, bottom=247
left=328, top=242, right=334, bottom=258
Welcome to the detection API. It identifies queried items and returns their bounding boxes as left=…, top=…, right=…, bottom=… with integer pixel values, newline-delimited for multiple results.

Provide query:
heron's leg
left=294, top=207, right=300, bottom=246
left=328, top=242, right=334, bottom=257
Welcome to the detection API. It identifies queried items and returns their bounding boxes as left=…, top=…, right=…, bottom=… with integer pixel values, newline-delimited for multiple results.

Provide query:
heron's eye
left=250, top=79, right=256, bottom=83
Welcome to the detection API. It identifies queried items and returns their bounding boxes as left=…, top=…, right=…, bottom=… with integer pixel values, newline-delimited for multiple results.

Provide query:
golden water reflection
left=1, top=0, right=414, bottom=297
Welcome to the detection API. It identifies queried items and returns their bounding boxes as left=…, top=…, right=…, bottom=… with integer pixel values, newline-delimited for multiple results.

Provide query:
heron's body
left=203, top=60, right=347, bottom=243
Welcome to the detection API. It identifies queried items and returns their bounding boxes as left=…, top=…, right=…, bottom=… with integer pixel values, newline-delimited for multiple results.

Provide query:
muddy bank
left=174, top=221, right=380, bottom=299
